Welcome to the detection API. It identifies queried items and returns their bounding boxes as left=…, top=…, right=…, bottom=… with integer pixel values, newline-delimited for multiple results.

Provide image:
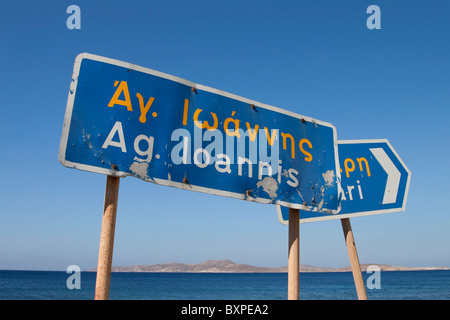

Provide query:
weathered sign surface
left=59, top=53, right=342, bottom=212
left=278, top=139, right=411, bottom=223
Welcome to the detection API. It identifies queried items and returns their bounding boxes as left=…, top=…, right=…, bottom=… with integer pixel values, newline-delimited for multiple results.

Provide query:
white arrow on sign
left=369, top=148, right=401, bottom=204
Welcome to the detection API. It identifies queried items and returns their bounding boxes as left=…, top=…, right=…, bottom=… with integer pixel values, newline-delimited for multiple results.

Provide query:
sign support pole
left=341, top=218, right=367, bottom=300
left=288, top=208, right=300, bottom=300
left=95, top=175, right=120, bottom=300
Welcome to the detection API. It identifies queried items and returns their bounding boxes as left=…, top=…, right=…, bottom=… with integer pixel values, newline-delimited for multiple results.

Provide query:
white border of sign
left=59, top=53, right=342, bottom=212
left=277, top=139, right=411, bottom=224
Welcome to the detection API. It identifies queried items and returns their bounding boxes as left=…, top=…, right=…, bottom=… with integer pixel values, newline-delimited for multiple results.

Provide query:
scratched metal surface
left=59, top=53, right=342, bottom=213
left=278, top=139, right=411, bottom=223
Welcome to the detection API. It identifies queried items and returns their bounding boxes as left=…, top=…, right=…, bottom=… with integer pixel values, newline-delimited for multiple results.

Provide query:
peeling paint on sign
left=129, top=161, right=149, bottom=180
left=59, top=53, right=343, bottom=213
left=277, top=139, right=411, bottom=223
left=257, top=177, right=278, bottom=200
left=322, top=170, right=335, bottom=187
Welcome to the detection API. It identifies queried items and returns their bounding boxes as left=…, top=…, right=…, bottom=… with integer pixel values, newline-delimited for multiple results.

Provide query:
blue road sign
left=59, top=53, right=342, bottom=213
left=278, top=139, right=411, bottom=223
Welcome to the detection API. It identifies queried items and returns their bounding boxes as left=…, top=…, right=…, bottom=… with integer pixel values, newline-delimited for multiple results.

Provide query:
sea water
left=0, top=270, right=449, bottom=300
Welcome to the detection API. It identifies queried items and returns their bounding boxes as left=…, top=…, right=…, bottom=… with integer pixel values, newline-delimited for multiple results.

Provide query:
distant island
left=89, top=259, right=450, bottom=273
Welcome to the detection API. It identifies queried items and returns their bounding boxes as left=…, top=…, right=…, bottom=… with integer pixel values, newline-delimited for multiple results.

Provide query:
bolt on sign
left=278, top=139, right=411, bottom=223
left=59, top=53, right=342, bottom=213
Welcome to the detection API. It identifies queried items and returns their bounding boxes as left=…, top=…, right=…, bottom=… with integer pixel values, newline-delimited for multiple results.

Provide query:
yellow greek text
left=223, top=111, right=240, bottom=138
left=136, top=93, right=155, bottom=124
left=108, top=81, right=133, bottom=111
left=193, top=109, right=218, bottom=131
left=299, top=138, right=313, bottom=162
left=357, top=157, right=371, bottom=177
left=245, top=122, right=259, bottom=142
left=264, top=128, right=278, bottom=146
left=281, top=132, right=295, bottom=159
left=182, top=99, right=189, bottom=126
left=344, top=158, right=355, bottom=178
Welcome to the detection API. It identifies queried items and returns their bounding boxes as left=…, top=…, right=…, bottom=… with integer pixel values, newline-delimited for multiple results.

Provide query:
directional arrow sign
left=278, top=139, right=411, bottom=223
left=369, top=147, right=401, bottom=205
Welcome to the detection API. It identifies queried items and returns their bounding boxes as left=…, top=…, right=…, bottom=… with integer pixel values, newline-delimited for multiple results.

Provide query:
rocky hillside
left=92, top=259, right=449, bottom=273
left=109, top=259, right=286, bottom=273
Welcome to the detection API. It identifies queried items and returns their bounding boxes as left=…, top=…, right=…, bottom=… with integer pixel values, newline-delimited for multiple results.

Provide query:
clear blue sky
left=0, top=0, right=449, bottom=271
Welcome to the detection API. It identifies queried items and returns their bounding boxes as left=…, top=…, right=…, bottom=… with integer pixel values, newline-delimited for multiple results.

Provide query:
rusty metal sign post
left=341, top=218, right=367, bottom=300
left=94, top=175, right=120, bottom=300
left=288, top=208, right=300, bottom=300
